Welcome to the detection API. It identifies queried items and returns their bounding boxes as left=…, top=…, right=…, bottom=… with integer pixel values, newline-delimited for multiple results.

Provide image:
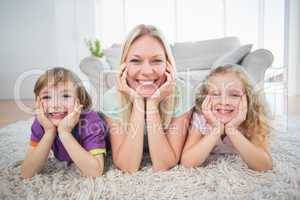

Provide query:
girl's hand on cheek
left=202, top=95, right=224, bottom=135
left=117, top=63, right=142, bottom=103
left=148, top=62, right=175, bottom=106
left=35, top=97, right=56, bottom=133
left=225, top=94, right=247, bottom=133
left=58, top=100, right=83, bottom=134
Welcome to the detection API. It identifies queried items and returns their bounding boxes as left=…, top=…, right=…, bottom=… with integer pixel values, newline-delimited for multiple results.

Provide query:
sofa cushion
left=211, top=44, right=253, bottom=69
left=177, top=69, right=210, bottom=92
left=172, top=37, right=240, bottom=71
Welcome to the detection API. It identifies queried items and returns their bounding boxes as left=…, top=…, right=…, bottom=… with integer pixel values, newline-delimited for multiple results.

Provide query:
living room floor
left=0, top=96, right=299, bottom=128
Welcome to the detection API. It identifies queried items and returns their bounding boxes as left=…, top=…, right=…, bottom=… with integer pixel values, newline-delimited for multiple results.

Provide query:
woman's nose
left=140, top=61, right=154, bottom=74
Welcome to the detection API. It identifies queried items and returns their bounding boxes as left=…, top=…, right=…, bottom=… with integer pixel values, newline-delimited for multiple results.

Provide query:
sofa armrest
left=241, top=49, right=274, bottom=85
left=79, top=56, right=113, bottom=111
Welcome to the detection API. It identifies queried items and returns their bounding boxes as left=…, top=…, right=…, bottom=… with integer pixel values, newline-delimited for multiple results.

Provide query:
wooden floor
left=0, top=96, right=299, bottom=128
left=0, top=100, right=35, bottom=128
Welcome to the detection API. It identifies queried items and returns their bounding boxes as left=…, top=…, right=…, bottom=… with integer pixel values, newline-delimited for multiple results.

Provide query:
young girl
left=21, top=67, right=107, bottom=178
left=181, top=65, right=273, bottom=171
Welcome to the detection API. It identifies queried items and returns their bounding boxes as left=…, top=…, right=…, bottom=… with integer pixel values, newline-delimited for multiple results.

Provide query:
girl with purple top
left=21, top=67, right=107, bottom=178
left=181, top=65, right=273, bottom=171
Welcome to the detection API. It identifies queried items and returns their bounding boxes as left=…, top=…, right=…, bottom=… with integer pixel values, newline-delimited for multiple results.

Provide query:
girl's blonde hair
left=34, top=67, right=92, bottom=110
left=195, top=64, right=270, bottom=147
left=118, top=24, right=177, bottom=130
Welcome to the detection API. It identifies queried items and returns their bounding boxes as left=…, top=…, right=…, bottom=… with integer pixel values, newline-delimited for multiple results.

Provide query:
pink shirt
left=191, top=112, right=238, bottom=154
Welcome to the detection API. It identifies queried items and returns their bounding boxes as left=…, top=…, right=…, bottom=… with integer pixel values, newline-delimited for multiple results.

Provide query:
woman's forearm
left=146, top=101, right=181, bottom=171
left=21, top=130, right=56, bottom=178
left=226, top=129, right=273, bottom=171
left=113, top=99, right=145, bottom=172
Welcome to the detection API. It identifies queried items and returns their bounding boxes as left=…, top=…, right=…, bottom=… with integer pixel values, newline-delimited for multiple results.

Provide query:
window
left=97, top=0, right=285, bottom=67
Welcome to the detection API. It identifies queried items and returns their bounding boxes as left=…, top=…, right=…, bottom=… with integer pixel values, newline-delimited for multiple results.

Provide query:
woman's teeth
left=138, top=80, right=155, bottom=85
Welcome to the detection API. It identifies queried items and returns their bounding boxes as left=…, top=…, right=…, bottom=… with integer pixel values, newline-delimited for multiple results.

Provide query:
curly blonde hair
left=195, top=64, right=270, bottom=147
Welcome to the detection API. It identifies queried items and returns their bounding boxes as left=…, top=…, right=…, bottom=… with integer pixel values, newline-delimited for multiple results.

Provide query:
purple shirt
left=30, top=111, right=107, bottom=162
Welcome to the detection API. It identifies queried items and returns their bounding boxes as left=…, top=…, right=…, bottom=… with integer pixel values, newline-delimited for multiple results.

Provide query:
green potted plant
left=85, top=38, right=103, bottom=58
left=80, top=38, right=110, bottom=76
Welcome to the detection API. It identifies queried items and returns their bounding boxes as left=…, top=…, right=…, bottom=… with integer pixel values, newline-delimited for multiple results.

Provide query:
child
left=21, top=67, right=107, bottom=178
left=181, top=65, right=273, bottom=171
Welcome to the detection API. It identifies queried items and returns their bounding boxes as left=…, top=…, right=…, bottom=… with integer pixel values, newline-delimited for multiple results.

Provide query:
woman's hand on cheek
left=147, top=62, right=175, bottom=106
left=225, top=94, right=247, bottom=133
left=117, top=63, right=142, bottom=103
left=35, top=97, right=56, bottom=133
left=202, top=95, right=224, bottom=135
left=58, top=100, right=83, bottom=134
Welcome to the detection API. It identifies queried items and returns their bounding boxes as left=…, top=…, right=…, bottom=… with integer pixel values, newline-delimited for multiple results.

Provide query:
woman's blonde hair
left=195, top=64, right=270, bottom=147
left=118, top=24, right=177, bottom=130
left=34, top=67, right=92, bottom=110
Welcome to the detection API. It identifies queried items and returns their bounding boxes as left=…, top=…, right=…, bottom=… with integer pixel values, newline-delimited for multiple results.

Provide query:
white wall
left=288, top=0, right=300, bottom=96
left=0, top=0, right=96, bottom=100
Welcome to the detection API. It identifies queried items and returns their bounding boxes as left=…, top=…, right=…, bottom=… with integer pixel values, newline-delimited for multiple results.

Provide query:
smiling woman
left=101, top=24, right=193, bottom=173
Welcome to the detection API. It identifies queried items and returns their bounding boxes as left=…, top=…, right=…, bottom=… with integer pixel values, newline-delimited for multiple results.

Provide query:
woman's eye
left=231, top=93, right=242, bottom=97
left=152, top=59, right=163, bottom=63
left=129, top=59, right=141, bottom=64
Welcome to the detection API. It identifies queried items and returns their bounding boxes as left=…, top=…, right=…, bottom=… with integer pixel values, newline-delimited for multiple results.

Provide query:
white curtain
left=287, top=0, right=300, bottom=96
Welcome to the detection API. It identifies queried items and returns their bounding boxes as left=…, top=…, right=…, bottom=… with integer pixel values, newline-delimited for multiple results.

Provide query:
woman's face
left=39, top=81, right=77, bottom=126
left=207, top=73, right=245, bottom=124
left=125, top=35, right=168, bottom=97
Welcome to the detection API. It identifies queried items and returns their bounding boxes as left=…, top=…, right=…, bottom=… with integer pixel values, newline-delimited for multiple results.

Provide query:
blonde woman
left=181, top=65, right=273, bottom=171
left=102, top=24, right=193, bottom=172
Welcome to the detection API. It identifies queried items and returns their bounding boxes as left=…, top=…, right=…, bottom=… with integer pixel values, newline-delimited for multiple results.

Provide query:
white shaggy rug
left=0, top=116, right=299, bottom=200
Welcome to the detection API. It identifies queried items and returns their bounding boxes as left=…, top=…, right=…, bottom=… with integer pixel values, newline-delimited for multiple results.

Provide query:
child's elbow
left=20, top=167, right=34, bottom=179
left=249, top=158, right=273, bottom=172
left=180, top=159, right=198, bottom=168
left=180, top=155, right=201, bottom=169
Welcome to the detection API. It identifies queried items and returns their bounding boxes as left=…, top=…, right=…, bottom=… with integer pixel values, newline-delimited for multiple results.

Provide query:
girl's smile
left=208, top=72, right=244, bottom=124
left=39, top=82, right=77, bottom=126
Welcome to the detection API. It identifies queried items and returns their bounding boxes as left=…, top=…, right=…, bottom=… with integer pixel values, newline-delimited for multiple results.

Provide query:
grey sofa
left=80, top=37, right=273, bottom=111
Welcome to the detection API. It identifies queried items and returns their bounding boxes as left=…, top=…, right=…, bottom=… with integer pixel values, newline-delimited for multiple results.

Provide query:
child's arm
left=57, top=132, right=104, bottom=177
left=21, top=130, right=56, bottom=178
left=181, top=96, right=224, bottom=168
left=58, top=102, right=104, bottom=177
left=181, top=123, right=223, bottom=168
left=21, top=99, right=57, bottom=178
left=225, top=95, right=272, bottom=171
left=225, top=128, right=272, bottom=171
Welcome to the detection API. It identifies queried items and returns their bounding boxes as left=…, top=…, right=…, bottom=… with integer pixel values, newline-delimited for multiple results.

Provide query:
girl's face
left=38, top=81, right=77, bottom=126
left=125, top=35, right=167, bottom=97
left=207, top=72, right=244, bottom=124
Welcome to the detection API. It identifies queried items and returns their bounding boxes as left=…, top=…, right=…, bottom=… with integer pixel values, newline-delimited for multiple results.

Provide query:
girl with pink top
left=181, top=65, right=273, bottom=171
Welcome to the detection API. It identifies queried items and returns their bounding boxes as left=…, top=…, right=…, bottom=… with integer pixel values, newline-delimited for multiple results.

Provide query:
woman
left=102, top=24, right=193, bottom=172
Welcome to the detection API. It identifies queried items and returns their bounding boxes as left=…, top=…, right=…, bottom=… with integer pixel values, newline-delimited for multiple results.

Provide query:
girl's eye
left=63, top=94, right=71, bottom=98
left=211, top=92, right=220, bottom=96
left=41, top=95, right=50, bottom=100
